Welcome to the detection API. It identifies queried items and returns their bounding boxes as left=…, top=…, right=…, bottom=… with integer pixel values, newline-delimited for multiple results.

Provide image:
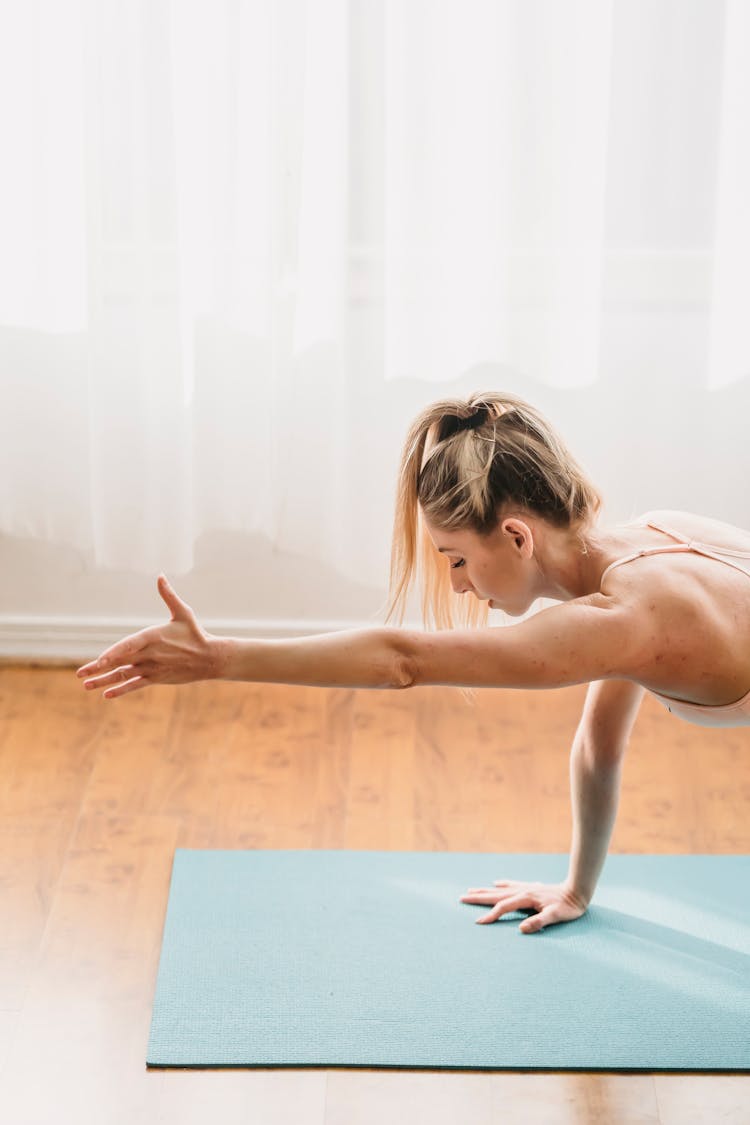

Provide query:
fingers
left=81, top=665, right=140, bottom=692
left=100, top=675, right=148, bottom=700
left=76, top=575, right=193, bottom=675
left=82, top=664, right=149, bottom=699
left=461, top=879, right=576, bottom=935
left=77, top=657, right=102, bottom=677
left=474, top=893, right=533, bottom=925
left=157, top=574, right=195, bottom=623
left=461, top=879, right=522, bottom=894
left=462, top=883, right=517, bottom=895
left=460, top=883, right=520, bottom=904
left=76, top=635, right=148, bottom=679
left=519, top=906, right=555, bottom=934
left=460, top=883, right=543, bottom=926
left=460, top=890, right=510, bottom=906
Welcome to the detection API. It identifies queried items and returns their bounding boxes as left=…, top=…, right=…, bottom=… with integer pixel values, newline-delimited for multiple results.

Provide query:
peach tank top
left=600, top=516, right=750, bottom=727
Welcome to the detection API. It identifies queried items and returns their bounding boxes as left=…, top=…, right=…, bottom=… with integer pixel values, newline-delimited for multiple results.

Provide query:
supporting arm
left=565, top=680, right=644, bottom=902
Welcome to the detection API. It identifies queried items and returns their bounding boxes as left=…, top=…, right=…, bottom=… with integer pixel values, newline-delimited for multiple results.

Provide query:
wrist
left=562, top=878, right=592, bottom=910
left=206, top=635, right=237, bottom=681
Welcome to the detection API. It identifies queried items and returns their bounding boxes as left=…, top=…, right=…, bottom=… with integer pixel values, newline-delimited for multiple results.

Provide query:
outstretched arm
left=76, top=576, right=412, bottom=697
left=77, top=578, right=645, bottom=699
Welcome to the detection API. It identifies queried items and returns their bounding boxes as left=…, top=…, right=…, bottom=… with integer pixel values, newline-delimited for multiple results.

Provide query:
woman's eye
left=450, top=558, right=465, bottom=570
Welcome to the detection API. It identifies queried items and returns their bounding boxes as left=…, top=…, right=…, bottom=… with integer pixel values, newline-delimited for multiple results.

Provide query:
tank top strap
left=644, top=520, right=691, bottom=545
left=647, top=519, right=750, bottom=561
left=599, top=518, right=750, bottom=584
left=599, top=543, right=693, bottom=584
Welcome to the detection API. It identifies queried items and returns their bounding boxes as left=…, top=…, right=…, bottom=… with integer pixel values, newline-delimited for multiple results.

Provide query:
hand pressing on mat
left=460, top=880, right=588, bottom=934
left=76, top=576, right=220, bottom=699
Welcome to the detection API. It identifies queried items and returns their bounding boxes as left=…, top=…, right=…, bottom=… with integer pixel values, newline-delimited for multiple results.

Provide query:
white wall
left=2, top=277, right=749, bottom=662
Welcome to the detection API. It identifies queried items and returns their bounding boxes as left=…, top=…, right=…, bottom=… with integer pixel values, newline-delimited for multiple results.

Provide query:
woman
left=76, top=392, right=750, bottom=935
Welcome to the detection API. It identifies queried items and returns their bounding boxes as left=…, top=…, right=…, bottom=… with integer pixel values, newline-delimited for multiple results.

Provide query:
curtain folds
left=0, top=0, right=746, bottom=584
left=383, top=0, right=615, bottom=388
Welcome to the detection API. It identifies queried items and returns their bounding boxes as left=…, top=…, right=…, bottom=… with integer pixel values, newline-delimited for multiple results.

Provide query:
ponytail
left=385, top=392, right=602, bottom=631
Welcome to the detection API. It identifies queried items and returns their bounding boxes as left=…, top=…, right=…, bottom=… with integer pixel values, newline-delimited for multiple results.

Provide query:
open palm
left=460, top=879, right=589, bottom=934
left=76, top=576, right=218, bottom=698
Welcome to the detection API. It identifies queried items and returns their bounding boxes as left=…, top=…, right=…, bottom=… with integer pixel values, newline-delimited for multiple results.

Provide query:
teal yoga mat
left=147, top=850, right=750, bottom=1070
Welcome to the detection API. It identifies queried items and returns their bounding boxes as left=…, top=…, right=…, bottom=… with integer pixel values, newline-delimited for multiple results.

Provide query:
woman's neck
left=534, top=522, right=636, bottom=602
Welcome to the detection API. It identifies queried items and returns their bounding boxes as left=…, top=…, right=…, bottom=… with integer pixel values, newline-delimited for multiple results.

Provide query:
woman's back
left=600, top=508, right=750, bottom=722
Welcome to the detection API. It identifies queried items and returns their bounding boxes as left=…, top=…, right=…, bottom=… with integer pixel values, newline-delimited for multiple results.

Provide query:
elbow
left=577, top=731, right=629, bottom=770
left=388, top=630, right=418, bottom=690
left=392, top=652, right=417, bottom=690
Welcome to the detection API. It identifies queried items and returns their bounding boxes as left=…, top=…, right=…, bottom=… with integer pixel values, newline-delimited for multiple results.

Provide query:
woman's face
left=423, top=513, right=540, bottom=617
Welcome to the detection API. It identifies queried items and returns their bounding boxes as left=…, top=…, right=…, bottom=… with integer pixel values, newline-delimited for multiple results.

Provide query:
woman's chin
left=489, top=598, right=533, bottom=618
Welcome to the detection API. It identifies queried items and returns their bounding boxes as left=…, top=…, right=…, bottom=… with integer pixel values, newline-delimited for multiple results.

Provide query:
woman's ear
left=502, top=517, right=534, bottom=558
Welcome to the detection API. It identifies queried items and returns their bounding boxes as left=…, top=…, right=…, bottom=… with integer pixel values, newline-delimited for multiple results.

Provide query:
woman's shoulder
left=605, top=509, right=750, bottom=699
left=628, top=508, right=750, bottom=548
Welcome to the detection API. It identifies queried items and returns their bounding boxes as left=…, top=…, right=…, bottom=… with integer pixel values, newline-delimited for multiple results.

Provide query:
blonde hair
left=385, top=391, right=603, bottom=632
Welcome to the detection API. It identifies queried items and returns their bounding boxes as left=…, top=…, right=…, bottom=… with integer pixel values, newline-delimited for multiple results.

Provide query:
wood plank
left=326, top=1070, right=494, bottom=1125
left=0, top=667, right=102, bottom=822
left=212, top=682, right=319, bottom=849
left=155, top=1069, right=326, bottom=1124
left=613, top=693, right=750, bottom=854
left=326, top=1070, right=662, bottom=1125
left=411, top=685, right=585, bottom=853
left=0, top=816, right=76, bottom=1007
left=0, top=1010, right=18, bottom=1080
left=491, top=1073, right=661, bottom=1123
left=346, top=690, right=418, bottom=850
left=0, top=813, right=178, bottom=1123
left=0, top=666, right=104, bottom=1007
left=654, top=1074, right=750, bottom=1124
left=313, top=688, right=354, bottom=849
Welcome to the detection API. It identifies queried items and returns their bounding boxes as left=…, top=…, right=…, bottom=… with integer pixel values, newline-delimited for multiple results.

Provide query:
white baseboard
left=0, top=614, right=391, bottom=664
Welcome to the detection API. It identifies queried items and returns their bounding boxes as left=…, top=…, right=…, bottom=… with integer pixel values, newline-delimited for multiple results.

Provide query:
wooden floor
left=1, top=665, right=748, bottom=1124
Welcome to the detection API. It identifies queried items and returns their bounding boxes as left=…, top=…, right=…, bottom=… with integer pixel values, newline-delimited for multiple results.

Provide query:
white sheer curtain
left=0, top=0, right=747, bottom=590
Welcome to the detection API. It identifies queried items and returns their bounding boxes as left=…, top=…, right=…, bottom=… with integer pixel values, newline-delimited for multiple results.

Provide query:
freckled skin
left=423, top=507, right=750, bottom=706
